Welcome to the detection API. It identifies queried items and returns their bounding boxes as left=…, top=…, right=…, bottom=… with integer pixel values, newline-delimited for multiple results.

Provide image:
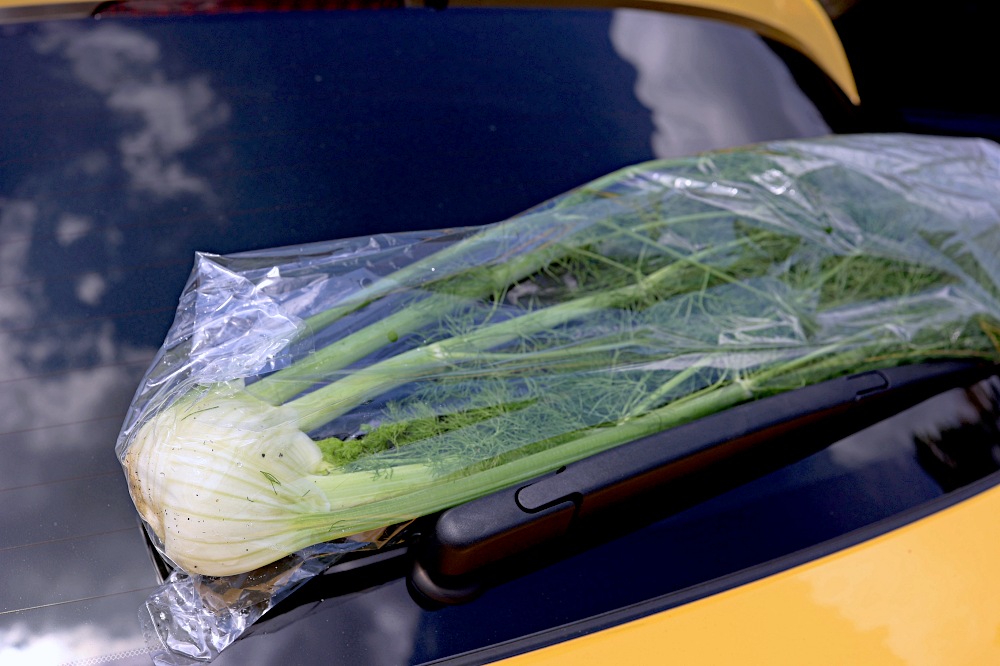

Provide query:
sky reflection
left=610, top=10, right=829, bottom=157
left=0, top=8, right=834, bottom=664
left=0, top=18, right=232, bottom=666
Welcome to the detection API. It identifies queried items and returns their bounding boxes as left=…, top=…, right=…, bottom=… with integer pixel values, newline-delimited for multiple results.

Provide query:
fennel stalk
left=122, top=138, right=1000, bottom=576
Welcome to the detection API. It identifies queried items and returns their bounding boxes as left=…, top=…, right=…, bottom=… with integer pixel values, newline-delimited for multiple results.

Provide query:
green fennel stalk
left=121, top=138, right=1000, bottom=577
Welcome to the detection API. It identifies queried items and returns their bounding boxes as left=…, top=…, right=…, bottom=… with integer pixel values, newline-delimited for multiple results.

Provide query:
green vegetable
left=122, top=137, right=1000, bottom=577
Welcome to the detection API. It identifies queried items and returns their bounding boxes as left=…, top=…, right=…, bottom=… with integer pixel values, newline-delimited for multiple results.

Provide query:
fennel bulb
left=124, top=383, right=433, bottom=575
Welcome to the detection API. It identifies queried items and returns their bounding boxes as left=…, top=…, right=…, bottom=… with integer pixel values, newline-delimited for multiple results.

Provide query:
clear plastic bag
left=117, top=134, right=1000, bottom=663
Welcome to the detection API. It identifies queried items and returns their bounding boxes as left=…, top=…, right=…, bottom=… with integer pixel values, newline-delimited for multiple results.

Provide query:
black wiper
left=409, top=360, right=996, bottom=604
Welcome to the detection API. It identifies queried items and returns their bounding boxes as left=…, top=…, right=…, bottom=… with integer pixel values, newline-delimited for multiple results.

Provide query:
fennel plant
left=122, top=136, right=1000, bottom=576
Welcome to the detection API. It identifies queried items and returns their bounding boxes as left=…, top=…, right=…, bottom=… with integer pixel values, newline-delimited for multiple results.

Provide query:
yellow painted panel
left=497, top=482, right=1000, bottom=665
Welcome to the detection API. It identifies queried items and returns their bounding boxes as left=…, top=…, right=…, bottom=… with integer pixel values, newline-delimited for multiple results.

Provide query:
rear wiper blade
left=409, top=360, right=996, bottom=604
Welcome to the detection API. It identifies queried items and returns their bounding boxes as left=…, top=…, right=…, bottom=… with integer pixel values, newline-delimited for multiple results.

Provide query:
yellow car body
left=503, top=480, right=1000, bottom=665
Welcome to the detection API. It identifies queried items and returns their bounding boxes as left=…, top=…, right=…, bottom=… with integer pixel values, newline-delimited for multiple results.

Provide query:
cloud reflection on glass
left=0, top=8, right=842, bottom=664
left=0, top=20, right=231, bottom=665
left=610, top=10, right=830, bottom=158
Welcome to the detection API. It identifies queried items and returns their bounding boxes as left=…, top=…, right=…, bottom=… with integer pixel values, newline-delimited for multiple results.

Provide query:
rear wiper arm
left=410, top=360, right=995, bottom=604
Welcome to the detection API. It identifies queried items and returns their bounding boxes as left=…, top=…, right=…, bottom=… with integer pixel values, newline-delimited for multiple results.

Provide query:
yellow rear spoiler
left=0, top=0, right=858, bottom=104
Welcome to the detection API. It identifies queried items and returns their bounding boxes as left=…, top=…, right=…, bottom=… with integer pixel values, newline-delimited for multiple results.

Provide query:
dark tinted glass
left=0, top=7, right=836, bottom=663
left=836, top=0, right=1000, bottom=139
